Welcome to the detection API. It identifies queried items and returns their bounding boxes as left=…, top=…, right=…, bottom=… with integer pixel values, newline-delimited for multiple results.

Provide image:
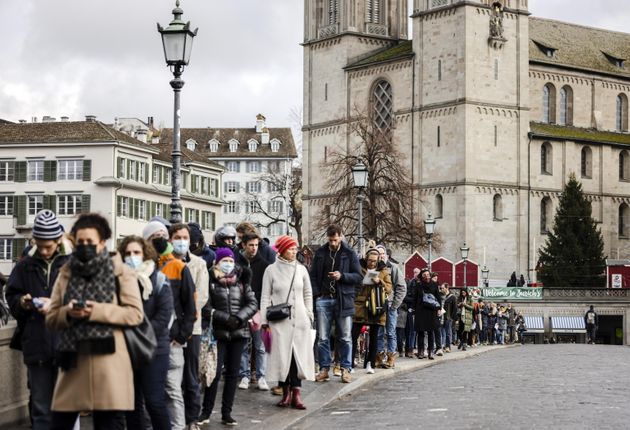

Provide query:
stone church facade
left=302, top=0, right=630, bottom=282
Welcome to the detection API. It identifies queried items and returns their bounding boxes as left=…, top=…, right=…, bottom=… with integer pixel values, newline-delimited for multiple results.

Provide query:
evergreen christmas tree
left=538, top=174, right=606, bottom=288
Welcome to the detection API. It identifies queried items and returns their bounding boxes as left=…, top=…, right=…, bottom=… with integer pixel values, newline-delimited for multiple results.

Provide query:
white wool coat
left=260, top=258, right=315, bottom=384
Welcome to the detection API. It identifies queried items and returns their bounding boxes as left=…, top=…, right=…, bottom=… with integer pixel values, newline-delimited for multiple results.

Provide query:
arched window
left=541, top=197, right=552, bottom=234
left=185, top=139, right=197, bottom=151
left=372, top=80, right=393, bottom=133
left=620, top=150, right=630, bottom=181
left=270, top=138, right=281, bottom=152
left=208, top=139, right=219, bottom=152
left=581, top=146, right=593, bottom=178
left=541, top=142, right=552, bottom=175
left=434, top=194, right=443, bottom=219
left=559, top=85, right=573, bottom=126
left=228, top=139, right=239, bottom=153
left=617, top=93, right=628, bottom=132
left=619, top=203, right=629, bottom=238
left=247, top=139, right=258, bottom=152
left=493, top=194, right=503, bottom=221
left=543, top=83, right=556, bottom=124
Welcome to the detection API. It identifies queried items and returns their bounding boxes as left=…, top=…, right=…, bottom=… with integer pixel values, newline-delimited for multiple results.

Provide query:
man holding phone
left=6, top=210, right=71, bottom=430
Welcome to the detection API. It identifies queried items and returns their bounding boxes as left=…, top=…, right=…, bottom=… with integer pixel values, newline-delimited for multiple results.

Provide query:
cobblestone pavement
left=291, top=345, right=630, bottom=430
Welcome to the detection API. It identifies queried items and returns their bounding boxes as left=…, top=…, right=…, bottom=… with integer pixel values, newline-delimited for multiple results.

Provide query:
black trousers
left=279, top=354, right=302, bottom=388
left=417, top=330, right=435, bottom=353
left=183, top=334, right=201, bottom=424
left=52, top=411, right=124, bottom=430
left=351, top=323, right=380, bottom=368
left=202, top=338, right=246, bottom=418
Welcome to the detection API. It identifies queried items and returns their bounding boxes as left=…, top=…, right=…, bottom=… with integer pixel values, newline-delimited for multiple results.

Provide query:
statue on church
left=489, top=2, right=504, bottom=39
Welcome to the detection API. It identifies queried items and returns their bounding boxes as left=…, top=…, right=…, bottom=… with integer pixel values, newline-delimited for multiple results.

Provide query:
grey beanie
left=32, top=210, right=63, bottom=240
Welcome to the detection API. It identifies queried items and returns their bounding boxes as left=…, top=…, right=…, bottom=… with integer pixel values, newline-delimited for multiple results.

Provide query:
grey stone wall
left=0, top=323, right=29, bottom=427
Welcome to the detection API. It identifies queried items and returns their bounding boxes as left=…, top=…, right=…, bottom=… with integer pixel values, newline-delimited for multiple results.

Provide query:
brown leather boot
left=276, top=385, right=292, bottom=408
left=375, top=351, right=385, bottom=368
left=291, top=387, right=306, bottom=410
left=386, top=352, right=397, bottom=368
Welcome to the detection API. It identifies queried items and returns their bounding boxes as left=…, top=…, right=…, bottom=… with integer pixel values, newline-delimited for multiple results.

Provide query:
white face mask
left=172, top=239, right=189, bottom=256
left=124, top=255, right=143, bottom=270
left=219, top=261, right=235, bottom=274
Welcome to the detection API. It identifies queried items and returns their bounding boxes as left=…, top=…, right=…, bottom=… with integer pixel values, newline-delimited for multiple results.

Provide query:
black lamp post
left=424, top=213, right=436, bottom=271
left=481, top=265, right=490, bottom=288
left=351, top=160, right=368, bottom=255
left=460, top=242, right=470, bottom=288
left=158, top=0, right=197, bottom=223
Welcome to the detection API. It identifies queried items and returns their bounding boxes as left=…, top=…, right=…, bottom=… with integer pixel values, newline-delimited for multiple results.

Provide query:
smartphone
left=73, top=300, right=86, bottom=310
left=32, top=297, right=45, bottom=310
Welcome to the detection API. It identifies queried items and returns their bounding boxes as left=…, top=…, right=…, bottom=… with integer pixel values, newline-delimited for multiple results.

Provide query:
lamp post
left=158, top=0, right=197, bottom=224
left=460, top=242, right=470, bottom=288
left=351, top=160, right=368, bottom=255
left=424, top=213, right=436, bottom=271
left=481, top=265, right=489, bottom=288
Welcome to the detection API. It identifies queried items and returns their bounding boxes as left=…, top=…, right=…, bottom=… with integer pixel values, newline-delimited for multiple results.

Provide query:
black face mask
left=74, top=244, right=98, bottom=263
left=152, top=237, right=169, bottom=254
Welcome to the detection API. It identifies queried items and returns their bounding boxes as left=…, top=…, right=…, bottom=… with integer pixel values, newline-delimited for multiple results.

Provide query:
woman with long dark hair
left=413, top=269, right=442, bottom=360
left=457, top=289, right=474, bottom=351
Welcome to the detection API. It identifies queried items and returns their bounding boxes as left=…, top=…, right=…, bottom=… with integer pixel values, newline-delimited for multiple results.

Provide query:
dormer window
left=208, top=139, right=219, bottom=152
left=248, top=139, right=258, bottom=152
left=228, top=139, right=239, bottom=153
left=603, top=52, right=625, bottom=69
left=185, top=139, right=197, bottom=151
left=270, top=138, right=281, bottom=153
left=533, top=40, right=557, bottom=59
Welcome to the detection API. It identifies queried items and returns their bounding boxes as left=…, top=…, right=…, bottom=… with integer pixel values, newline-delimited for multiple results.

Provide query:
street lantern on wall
left=460, top=242, right=470, bottom=288
left=351, top=160, right=368, bottom=255
left=424, top=213, right=436, bottom=271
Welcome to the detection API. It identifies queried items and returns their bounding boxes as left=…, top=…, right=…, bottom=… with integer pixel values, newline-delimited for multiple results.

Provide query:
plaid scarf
left=57, top=250, right=116, bottom=369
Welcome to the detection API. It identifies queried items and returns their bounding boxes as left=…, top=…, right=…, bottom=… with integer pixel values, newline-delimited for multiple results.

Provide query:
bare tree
left=314, top=110, right=439, bottom=253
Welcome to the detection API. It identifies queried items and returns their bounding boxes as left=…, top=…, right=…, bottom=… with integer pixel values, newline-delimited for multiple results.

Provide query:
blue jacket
left=142, top=270, right=174, bottom=356
left=6, top=246, right=71, bottom=365
left=309, top=241, right=362, bottom=317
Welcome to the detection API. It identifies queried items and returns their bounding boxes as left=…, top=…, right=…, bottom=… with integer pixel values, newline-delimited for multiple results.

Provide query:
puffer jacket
left=203, top=266, right=257, bottom=341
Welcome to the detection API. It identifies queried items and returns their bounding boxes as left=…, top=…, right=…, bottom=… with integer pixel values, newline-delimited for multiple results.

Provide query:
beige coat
left=186, top=252, right=209, bottom=335
left=260, top=258, right=315, bottom=384
left=46, top=253, right=143, bottom=412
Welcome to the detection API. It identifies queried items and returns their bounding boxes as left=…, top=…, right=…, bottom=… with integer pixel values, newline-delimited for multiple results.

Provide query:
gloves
left=226, top=315, right=241, bottom=331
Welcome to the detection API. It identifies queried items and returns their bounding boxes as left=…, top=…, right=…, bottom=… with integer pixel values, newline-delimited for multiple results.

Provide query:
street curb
left=259, top=344, right=515, bottom=429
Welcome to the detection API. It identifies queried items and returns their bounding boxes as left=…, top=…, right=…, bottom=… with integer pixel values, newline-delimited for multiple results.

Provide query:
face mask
left=125, top=255, right=143, bottom=269
left=172, top=239, right=189, bottom=256
left=152, top=237, right=169, bottom=254
left=75, top=244, right=98, bottom=263
left=219, top=261, right=235, bottom=274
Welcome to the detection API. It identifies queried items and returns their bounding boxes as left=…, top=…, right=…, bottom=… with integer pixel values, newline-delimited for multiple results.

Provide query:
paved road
left=291, top=345, right=630, bottom=430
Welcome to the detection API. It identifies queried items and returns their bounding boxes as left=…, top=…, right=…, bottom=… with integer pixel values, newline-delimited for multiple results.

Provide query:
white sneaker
left=366, top=363, right=375, bottom=374
left=257, top=377, right=270, bottom=391
left=436, top=348, right=444, bottom=356
left=238, top=377, right=249, bottom=390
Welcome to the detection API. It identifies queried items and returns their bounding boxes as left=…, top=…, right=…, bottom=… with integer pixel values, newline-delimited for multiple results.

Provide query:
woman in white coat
left=260, top=235, right=315, bottom=410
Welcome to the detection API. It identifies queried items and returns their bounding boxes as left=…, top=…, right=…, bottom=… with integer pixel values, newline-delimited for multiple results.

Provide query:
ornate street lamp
left=460, top=242, right=470, bottom=288
left=424, top=213, right=436, bottom=271
left=158, top=0, right=198, bottom=223
left=481, top=265, right=490, bottom=288
left=351, top=160, right=368, bottom=254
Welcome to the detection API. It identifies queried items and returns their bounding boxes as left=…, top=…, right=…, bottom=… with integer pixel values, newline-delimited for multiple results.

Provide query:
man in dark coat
left=309, top=225, right=362, bottom=383
left=584, top=305, right=598, bottom=344
left=413, top=268, right=442, bottom=360
left=188, top=222, right=216, bottom=267
left=236, top=222, right=277, bottom=264
left=6, top=210, right=70, bottom=430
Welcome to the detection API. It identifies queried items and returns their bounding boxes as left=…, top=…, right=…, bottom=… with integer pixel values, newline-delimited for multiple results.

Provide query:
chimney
left=152, top=136, right=160, bottom=144
left=255, top=113, right=266, bottom=133
left=60, top=116, right=69, bottom=122
left=136, top=129, right=148, bottom=143
left=261, top=127, right=270, bottom=144
left=147, top=116, right=154, bottom=128
left=19, top=119, right=27, bottom=124
left=31, top=117, right=38, bottom=123
left=42, top=116, right=56, bottom=123
left=85, top=115, right=97, bottom=123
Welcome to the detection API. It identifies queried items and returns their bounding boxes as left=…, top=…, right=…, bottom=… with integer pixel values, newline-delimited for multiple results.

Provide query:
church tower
left=302, top=0, right=409, bottom=243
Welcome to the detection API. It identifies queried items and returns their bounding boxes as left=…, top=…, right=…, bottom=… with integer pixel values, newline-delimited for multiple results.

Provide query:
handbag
left=422, top=292, right=441, bottom=310
left=116, top=279, right=157, bottom=368
left=249, top=310, right=262, bottom=331
left=266, top=264, right=297, bottom=322
left=199, top=320, right=217, bottom=387
left=367, top=284, right=387, bottom=317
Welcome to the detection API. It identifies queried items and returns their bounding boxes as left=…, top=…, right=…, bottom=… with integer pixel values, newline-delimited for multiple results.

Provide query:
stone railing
left=366, top=23, right=388, bottom=36
left=318, top=23, right=339, bottom=39
left=543, top=288, right=630, bottom=301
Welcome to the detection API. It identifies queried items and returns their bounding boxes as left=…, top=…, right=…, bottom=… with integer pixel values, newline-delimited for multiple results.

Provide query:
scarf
left=135, top=260, right=155, bottom=301
left=213, top=267, right=238, bottom=287
left=57, top=250, right=116, bottom=369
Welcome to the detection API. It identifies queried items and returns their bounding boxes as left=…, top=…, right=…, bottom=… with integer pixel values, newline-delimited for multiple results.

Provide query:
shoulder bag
left=422, top=292, right=441, bottom=310
left=266, top=264, right=297, bottom=322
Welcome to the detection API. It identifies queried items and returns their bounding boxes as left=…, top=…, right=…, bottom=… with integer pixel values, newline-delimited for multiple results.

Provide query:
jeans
left=202, top=339, right=246, bottom=418
left=239, top=327, right=266, bottom=379
left=27, top=362, right=57, bottom=430
left=126, top=352, right=171, bottom=430
left=587, top=324, right=597, bottom=343
left=52, top=411, right=124, bottom=430
left=183, top=335, right=201, bottom=425
left=315, top=297, right=353, bottom=370
left=396, top=328, right=406, bottom=352
left=479, top=323, right=487, bottom=343
left=165, top=343, right=186, bottom=430
left=376, top=305, right=398, bottom=353
left=507, top=326, right=516, bottom=342
left=497, top=329, right=505, bottom=344
left=439, top=319, right=453, bottom=349
left=417, top=331, right=434, bottom=354
left=404, top=311, right=416, bottom=350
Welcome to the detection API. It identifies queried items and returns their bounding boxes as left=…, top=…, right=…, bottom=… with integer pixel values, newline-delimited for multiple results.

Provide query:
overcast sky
left=1, top=1, right=629, bottom=130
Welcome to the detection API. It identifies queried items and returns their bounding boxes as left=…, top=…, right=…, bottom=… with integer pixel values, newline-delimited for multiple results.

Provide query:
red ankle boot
left=291, top=387, right=306, bottom=410
left=276, top=385, right=292, bottom=407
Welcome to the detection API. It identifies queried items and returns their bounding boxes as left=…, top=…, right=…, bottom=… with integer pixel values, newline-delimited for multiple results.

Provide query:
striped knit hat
left=274, top=235, right=298, bottom=256
left=32, top=210, right=63, bottom=240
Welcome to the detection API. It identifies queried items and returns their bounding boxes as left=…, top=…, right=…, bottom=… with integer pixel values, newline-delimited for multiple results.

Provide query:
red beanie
left=274, top=235, right=298, bottom=256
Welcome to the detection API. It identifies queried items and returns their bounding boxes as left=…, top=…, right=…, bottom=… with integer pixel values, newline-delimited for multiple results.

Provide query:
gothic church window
left=620, top=204, right=629, bottom=238
left=541, top=197, right=552, bottom=234
left=438, top=60, right=442, bottom=81
left=437, top=126, right=441, bottom=147
left=616, top=93, right=628, bottom=132
left=494, top=59, right=499, bottom=80
left=493, top=194, right=503, bottom=221
left=372, top=80, right=394, bottom=133
left=620, top=150, right=630, bottom=181
left=543, top=83, right=556, bottom=124
left=581, top=146, right=592, bottom=179
left=559, top=85, right=573, bottom=126
left=328, top=0, right=339, bottom=25
left=541, top=142, right=552, bottom=175
left=366, top=0, right=381, bottom=24
left=435, top=194, right=443, bottom=219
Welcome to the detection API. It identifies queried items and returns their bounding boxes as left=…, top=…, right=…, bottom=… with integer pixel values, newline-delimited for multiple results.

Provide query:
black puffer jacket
left=202, top=266, right=257, bottom=341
